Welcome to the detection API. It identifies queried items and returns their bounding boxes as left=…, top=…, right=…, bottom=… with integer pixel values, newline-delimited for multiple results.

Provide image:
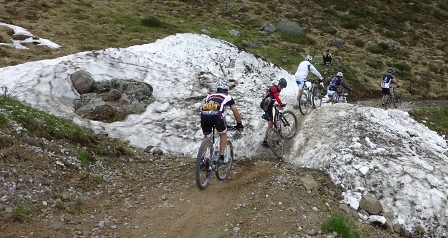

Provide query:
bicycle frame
left=273, top=105, right=282, bottom=131
left=384, top=86, right=401, bottom=109
left=195, top=126, right=235, bottom=189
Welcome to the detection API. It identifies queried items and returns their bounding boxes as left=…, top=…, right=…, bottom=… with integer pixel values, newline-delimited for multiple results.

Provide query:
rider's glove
left=320, top=82, right=324, bottom=87
left=235, top=122, right=244, bottom=130
left=349, top=88, right=353, bottom=92
left=281, top=103, right=287, bottom=107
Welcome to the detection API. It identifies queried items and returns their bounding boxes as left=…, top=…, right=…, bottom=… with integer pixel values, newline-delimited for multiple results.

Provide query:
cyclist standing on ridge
left=294, top=55, right=324, bottom=107
left=200, top=81, right=244, bottom=163
left=260, top=78, right=287, bottom=147
left=324, top=72, right=352, bottom=103
left=381, top=68, right=399, bottom=106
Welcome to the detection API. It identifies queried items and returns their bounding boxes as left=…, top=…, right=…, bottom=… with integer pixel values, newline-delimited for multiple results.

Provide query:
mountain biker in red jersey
left=260, top=78, right=287, bottom=147
left=200, top=81, right=243, bottom=163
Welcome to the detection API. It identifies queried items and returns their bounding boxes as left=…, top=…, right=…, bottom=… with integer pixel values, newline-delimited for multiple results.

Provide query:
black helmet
left=279, top=78, right=287, bottom=88
left=387, top=68, right=394, bottom=74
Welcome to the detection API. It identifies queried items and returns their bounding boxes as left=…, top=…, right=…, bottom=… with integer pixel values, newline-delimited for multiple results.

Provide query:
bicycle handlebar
left=310, top=78, right=323, bottom=83
left=391, top=86, right=400, bottom=88
left=228, top=125, right=244, bottom=131
left=274, top=104, right=286, bottom=110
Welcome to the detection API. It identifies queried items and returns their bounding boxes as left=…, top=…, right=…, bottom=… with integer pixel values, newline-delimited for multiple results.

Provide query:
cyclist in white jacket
left=294, top=55, right=324, bottom=105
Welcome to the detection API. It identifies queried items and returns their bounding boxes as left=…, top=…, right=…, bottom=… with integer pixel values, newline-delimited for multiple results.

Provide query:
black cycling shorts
left=200, top=111, right=227, bottom=136
left=382, top=88, right=391, bottom=95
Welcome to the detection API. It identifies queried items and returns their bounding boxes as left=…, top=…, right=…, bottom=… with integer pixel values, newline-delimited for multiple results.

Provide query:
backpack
left=259, top=86, right=275, bottom=112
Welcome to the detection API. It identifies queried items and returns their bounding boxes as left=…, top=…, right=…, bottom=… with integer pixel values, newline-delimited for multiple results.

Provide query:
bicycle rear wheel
left=216, top=140, right=234, bottom=181
left=195, top=140, right=213, bottom=189
left=393, top=94, right=402, bottom=108
left=312, top=88, right=322, bottom=108
left=331, top=92, right=339, bottom=104
left=267, top=128, right=284, bottom=159
left=298, top=92, right=309, bottom=115
left=280, top=110, right=298, bottom=139
left=384, top=95, right=391, bottom=109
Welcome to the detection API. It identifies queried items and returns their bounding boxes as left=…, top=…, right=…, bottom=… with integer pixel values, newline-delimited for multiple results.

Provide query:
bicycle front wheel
left=312, top=88, right=322, bottom=108
left=393, top=94, right=402, bottom=108
left=267, top=128, right=284, bottom=159
left=280, top=110, right=298, bottom=139
left=298, top=92, right=309, bottom=115
left=216, top=140, right=234, bottom=181
left=195, top=140, right=213, bottom=189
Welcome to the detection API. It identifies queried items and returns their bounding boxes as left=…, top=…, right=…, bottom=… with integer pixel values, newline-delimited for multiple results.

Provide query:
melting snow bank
left=0, top=33, right=294, bottom=157
left=288, top=103, right=448, bottom=235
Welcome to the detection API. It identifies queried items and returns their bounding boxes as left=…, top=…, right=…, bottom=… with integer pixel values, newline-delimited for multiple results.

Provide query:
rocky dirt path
left=1, top=102, right=417, bottom=238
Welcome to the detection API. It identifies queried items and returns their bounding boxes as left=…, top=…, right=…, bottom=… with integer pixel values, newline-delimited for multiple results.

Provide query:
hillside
left=1, top=0, right=448, bottom=99
left=1, top=1, right=448, bottom=237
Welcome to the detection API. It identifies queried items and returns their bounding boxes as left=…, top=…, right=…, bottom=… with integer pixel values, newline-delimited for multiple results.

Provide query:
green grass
left=408, top=105, right=448, bottom=138
left=0, top=113, right=8, bottom=128
left=55, top=201, right=65, bottom=210
left=13, top=204, right=31, bottom=221
left=321, top=213, right=360, bottom=238
left=77, top=152, right=90, bottom=165
left=76, top=198, right=84, bottom=206
left=0, top=96, right=134, bottom=159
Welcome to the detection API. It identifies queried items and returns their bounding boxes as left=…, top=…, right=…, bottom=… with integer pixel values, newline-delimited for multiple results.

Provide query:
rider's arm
left=309, top=65, right=324, bottom=80
left=341, top=81, right=352, bottom=91
left=230, top=105, right=242, bottom=124
left=272, top=91, right=285, bottom=106
left=393, top=78, right=399, bottom=85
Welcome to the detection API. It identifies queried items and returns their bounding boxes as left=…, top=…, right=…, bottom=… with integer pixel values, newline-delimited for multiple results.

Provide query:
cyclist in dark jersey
left=260, top=78, right=287, bottom=147
left=324, top=72, right=352, bottom=103
left=200, top=81, right=243, bottom=163
left=381, top=68, right=399, bottom=106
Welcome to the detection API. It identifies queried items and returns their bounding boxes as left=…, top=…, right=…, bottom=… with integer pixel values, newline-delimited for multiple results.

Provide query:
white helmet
left=305, top=55, right=313, bottom=62
left=216, top=81, right=229, bottom=91
left=336, top=72, right=343, bottom=77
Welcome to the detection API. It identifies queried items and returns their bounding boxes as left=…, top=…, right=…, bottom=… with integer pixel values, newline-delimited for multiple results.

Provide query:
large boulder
left=73, top=78, right=154, bottom=123
left=276, top=20, right=304, bottom=36
left=70, top=70, right=94, bottom=94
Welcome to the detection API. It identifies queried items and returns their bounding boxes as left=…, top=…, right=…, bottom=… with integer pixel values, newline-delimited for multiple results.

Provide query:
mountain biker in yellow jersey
left=294, top=55, right=324, bottom=107
left=324, top=72, right=352, bottom=103
left=200, top=81, right=244, bottom=164
left=260, top=78, right=287, bottom=147
left=381, top=68, right=399, bottom=106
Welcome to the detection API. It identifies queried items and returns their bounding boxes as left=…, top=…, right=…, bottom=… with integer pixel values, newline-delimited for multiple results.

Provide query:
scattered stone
left=359, top=195, right=383, bottom=215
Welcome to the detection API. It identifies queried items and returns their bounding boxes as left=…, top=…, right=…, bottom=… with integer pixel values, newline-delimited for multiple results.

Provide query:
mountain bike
left=383, top=86, right=401, bottom=109
left=195, top=126, right=236, bottom=190
left=331, top=90, right=350, bottom=104
left=267, top=104, right=298, bottom=159
left=298, top=79, right=323, bottom=115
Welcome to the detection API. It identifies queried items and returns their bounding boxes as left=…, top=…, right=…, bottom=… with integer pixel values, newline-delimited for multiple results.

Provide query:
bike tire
left=216, top=140, right=234, bottom=181
left=280, top=110, right=298, bottom=139
left=384, top=98, right=390, bottom=110
left=393, top=94, right=402, bottom=108
left=331, top=91, right=339, bottom=105
left=312, top=88, right=322, bottom=108
left=267, top=128, right=284, bottom=159
left=298, top=92, right=309, bottom=115
left=195, top=140, right=213, bottom=189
